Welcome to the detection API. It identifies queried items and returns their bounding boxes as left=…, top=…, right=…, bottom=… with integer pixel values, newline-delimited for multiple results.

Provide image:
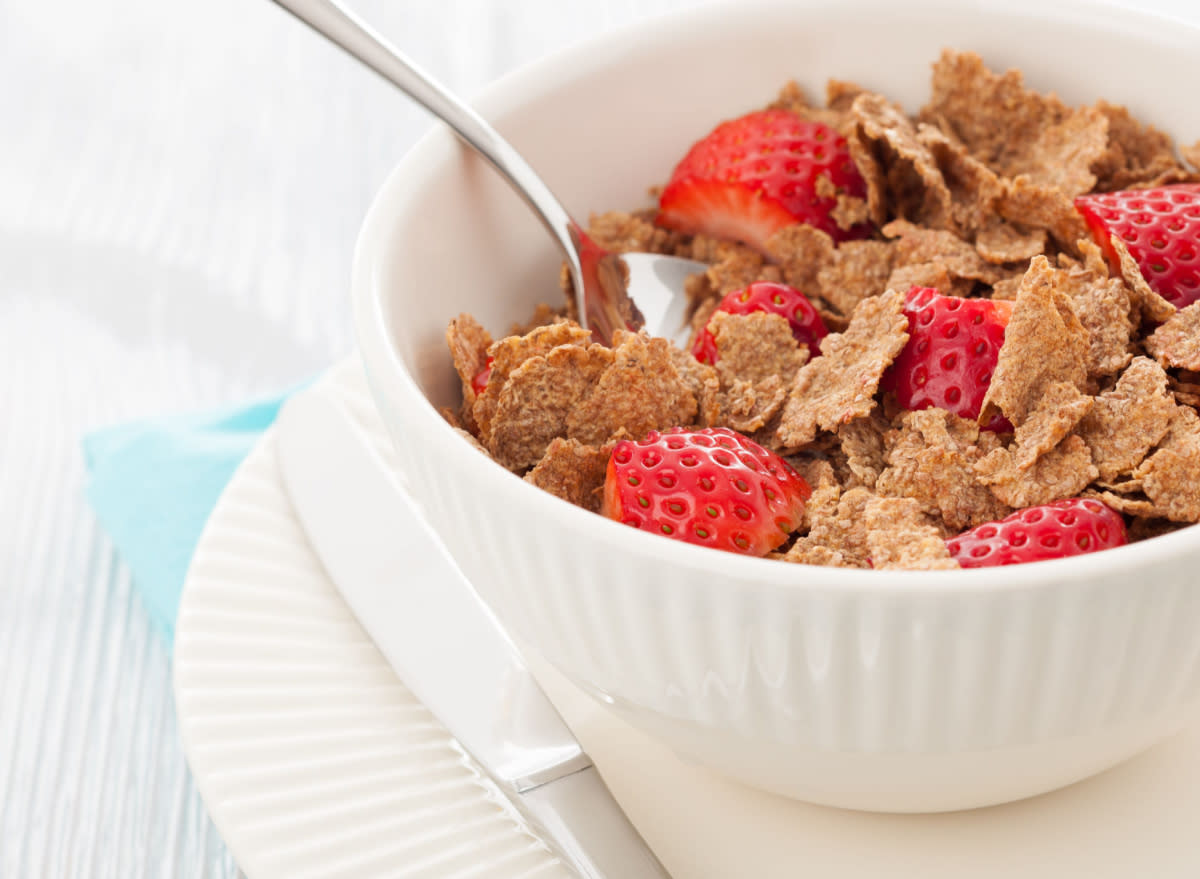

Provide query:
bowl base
left=599, top=697, right=1200, bottom=813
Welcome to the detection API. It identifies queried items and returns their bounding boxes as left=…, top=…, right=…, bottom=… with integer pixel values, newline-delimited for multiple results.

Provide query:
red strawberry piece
left=471, top=356, right=494, bottom=395
left=602, top=427, right=811, bottom=557
left=1075, top=183, right=1200, bottom=310
left=947, top=498, right=1128, bottom=568
left=882, top=286, right=1014, bottom=432
left=657, top=109, right=870, bottom=252
left=691, top=281, right=828, bottom=364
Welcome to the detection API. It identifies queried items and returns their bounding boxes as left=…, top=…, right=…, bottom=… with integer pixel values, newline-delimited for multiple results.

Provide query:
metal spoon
left=269, top=0, right=706, bottom=345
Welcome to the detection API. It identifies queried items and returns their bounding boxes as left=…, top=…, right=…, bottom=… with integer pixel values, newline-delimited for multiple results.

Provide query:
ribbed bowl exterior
left=373, top=381, right=1200, bottom=810
left=351, top=0, right=1200, bottom=811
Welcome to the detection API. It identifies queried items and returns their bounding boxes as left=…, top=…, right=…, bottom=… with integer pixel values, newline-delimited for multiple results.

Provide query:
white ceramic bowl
left=354, top=0, right=1200, bottom=812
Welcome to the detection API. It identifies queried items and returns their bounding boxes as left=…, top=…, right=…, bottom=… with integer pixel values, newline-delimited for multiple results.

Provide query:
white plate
left=175, top=359, right=1200, bottom=879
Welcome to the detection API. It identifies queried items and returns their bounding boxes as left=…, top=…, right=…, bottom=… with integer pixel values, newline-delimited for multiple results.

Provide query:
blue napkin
left=82, top=391, right=294, bottom=645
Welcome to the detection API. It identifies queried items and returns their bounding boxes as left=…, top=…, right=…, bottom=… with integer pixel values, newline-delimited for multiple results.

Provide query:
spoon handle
left=268, top=0, right=581, bottom=265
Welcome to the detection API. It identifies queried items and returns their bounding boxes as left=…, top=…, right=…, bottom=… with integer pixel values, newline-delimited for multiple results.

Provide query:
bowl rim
left=353, top=0, right=1200, bottom=598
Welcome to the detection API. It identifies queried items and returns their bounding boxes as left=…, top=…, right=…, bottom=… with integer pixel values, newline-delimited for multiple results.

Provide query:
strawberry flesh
left=947, top=498, right=1127, bottom=568
left=657, top=110, right=870, bottom=252
left=471, top=356, right=494, bottom=395
left=692, top=281, right=827, bottom=364
left=1075, top=183, right=1200, bottom=310
left=602, top=427, right=811, bottom=557
left=882, top=286, right=1013, bottom=432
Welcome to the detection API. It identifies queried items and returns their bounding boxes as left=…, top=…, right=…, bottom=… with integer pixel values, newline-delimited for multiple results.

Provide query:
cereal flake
left=876, top=408, right=1010, bottom=530
left=1078, top=357, right=1176, bottom=481
left=778, top=289, right=909, bottom=447
left=566, top=330, right=698, bottom=445
left=1131, top=407, right=1200, bottom=522
left=489, top=342, right=615, bottom=470
left=717, top=376, right=791, bottom=434
left=997, top=176, right=1089, bottom=250
left=976, top=435, right=1098, bottom=508
left=475, top=322, right=593, bottom=443
left=785, top=486, right=874, bottom=567
left=525, top=437, right=614, bottom=513
left=975, top=221, right=1046, bottom=264
left=918, top=123, right=1007, bottom=237
left=446, top=313, right=493, bottom=431
left=711, top=312, right=809, bottom=386
left=864, top=496, right=958, bottom=570
left=586, top=210, right=681, bottom=255
left=1111, top=234, right=1178, bottom=324
left=1009, top=381, right=1094, bottom=470
left=837, top=410, right=891, bottom=490
left=849, top=92, right=952, bottom=230
left=1146, top=303, right=1200, bottom=371
left=816, top=239, right=897, bottom=317
left=979, top=256, right=1089, bottom=427
left=884, top=219, right=1009, bottom=284
left=1050, top=258, right=1134, bottom=380
left=670, top=346, right=721, bottom=426
left=923, top=50, right=1106, bottom=197
left=703, top=243, right=781, bottom=296
left=507, top=304, right=566, bottom=337
left=765, top=224, right=836, bottom=300
left=1093, top=101, right=1191, bottom=192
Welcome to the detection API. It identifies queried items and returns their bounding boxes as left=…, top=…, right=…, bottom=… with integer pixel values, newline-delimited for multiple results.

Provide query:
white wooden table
left=0, top=1, right=699, bottom=874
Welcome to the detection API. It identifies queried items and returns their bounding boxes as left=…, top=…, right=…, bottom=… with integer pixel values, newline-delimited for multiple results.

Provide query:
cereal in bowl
left=442, top=49, right=1200, bottom=569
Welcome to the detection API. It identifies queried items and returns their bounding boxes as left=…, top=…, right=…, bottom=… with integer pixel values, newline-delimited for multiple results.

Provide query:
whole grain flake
left=777, top=289, right=909, bottom=448
left=815, top=239, right=897, bottom=317
left=566, top=330, right=698, bottom=446
left=1110, top=234, right=1177, bottom=324
left=765, top=224, right=836, bottom=302
left=875, top=408, right=1009, bottom=530
left=917, top=123, right=1007, bottom=237
left=1131, top=407, right=1200, bottom=522
left=1008, top=381, right=1094, bottom=470
left=974, top=221, right=1047, bottom=265
left=849, top=92, right=952, bottom=230
left=584, top=210, right=682, bottom=256
left=446, top=313, right=493, bottom=431
left=1093, top=101, right=1194, bottom=192
left=710, top=312, right=808, bottom=386
left=922, top=50, right=1107, bottom=197
left=976, top=435, right=1098, bottom=508
left=716, top=377, right=791, bottom=434
left=979, top=256, right=1089, bottom=427
left=525, top=437, right=614, bottom=513
left=838, top=410, right=891, bottom=490
left=1078, top=357, right=1176, bottom=481
left=1146, top=302, right=1200, bottom=371
left=474, top=322, right=593, bottom=443
left=488, top=342, right=615, bottom=470
left=864, top=496, right=958, bottom=570
left=785, top=486, right=875, bottom=567
left=1050, top=254, right=1133, bottom=380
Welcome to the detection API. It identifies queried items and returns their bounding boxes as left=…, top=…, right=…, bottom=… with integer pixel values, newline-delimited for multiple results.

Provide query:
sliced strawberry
left=947, top=498, right=1127, bottom=568
left=657, top=109, right=870, bottom=252
left=471, top=356, right=494, bottom=395
left=691, top=281, right=827, bottom=364
left=602, top=427, right=810, bottom=557
left=882, top=286, right=1013, bottom=431
left=1075, top=183, right=1200, bottom=310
